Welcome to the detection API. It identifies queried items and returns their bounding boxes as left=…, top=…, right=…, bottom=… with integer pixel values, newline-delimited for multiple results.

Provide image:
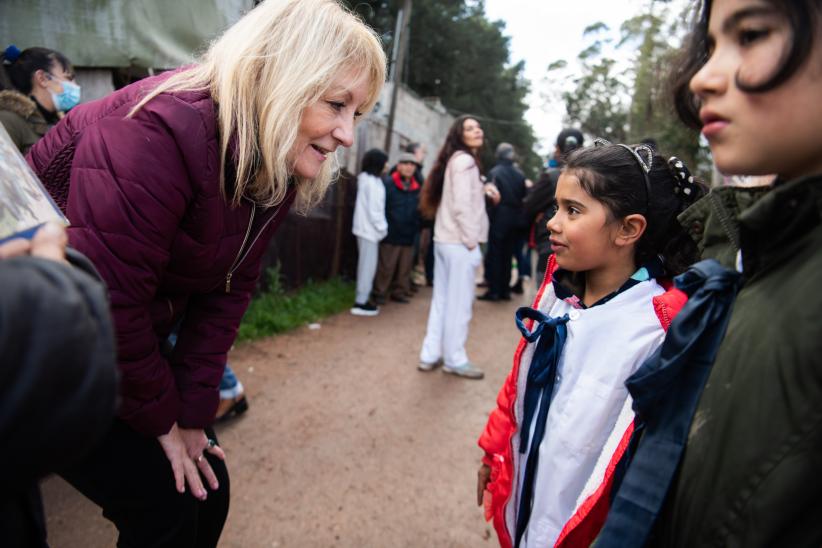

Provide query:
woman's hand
left=179, top=426, right=226, bottom=492
left=477, top=463, right=491, bottom=506
left=484, top=183, right=501, bottom=206
left=157, top=423, right=225, bottom=500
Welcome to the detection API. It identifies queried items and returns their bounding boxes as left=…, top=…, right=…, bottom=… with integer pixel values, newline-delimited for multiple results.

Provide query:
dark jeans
left=61, top=419, right=229, bottom=548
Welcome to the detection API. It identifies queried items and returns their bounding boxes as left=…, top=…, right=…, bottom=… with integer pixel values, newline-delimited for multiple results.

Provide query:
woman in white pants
left=350, top=148, right=388, bottom=316
left=418, top=115, right=494, bottom=379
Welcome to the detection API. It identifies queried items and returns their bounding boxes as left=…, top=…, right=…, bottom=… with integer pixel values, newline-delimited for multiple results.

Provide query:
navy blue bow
left=596, top=259, right=742, bottom=547
left=513, top=306, right=570, bottom=547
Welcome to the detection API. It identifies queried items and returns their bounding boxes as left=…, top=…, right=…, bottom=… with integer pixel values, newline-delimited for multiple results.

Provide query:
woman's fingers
left=169, top=451, right=186, bottom=494
left=206, top=440, right=226, bottom=461
left=158, top=423, right=208, bottom=499
left=0, top=238, right=31, bottom=259
left=195, top=454, right=220, bottom=491
left=31, top=222, right=68, bottom=263
left=184, top=455, right=208, bottom=500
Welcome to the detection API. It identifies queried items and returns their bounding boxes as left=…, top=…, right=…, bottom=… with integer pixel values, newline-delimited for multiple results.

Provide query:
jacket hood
left=0, top=89, right=38, bottom=119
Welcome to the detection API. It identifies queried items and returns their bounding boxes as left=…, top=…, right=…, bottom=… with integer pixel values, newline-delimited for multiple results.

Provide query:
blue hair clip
left=3, top=44, right=21, bottom=63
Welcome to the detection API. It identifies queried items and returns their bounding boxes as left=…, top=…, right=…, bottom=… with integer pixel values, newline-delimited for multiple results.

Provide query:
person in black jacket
left=372, top=153, right=421, bottom=303
left=479, top=143, right=527, bottom=301
left=0, top=223, right=117, bottom=547
left=523, top=128, right=584, bottom=286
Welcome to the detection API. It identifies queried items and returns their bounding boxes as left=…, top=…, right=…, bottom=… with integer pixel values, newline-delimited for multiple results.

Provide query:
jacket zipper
left=225, top=204, right=256, bottom=293
left=224, top=200, right=286, bottom=293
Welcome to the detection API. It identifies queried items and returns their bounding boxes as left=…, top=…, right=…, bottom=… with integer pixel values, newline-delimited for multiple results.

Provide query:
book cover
left=0, top=124, right=67, bottom=244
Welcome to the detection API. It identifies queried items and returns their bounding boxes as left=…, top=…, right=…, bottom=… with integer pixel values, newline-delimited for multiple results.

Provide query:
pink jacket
left=433, top=151, right=488, bottom=249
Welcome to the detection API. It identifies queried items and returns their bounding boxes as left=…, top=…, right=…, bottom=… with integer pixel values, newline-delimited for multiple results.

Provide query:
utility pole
left=383, top=0, right=412, bottom=154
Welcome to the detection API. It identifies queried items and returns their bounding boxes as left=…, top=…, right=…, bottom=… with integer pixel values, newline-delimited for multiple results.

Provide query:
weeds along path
left=42, top=283, right=536, bottom=547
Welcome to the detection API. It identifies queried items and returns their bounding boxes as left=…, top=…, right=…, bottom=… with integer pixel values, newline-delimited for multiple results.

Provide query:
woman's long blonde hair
left=129, top=0, right=385, bottom=210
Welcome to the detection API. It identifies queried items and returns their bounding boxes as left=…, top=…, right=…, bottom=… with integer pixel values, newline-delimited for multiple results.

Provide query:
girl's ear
left=33, top=69, right=50, bottom=89
left=614, top=213, right=647, bottom=248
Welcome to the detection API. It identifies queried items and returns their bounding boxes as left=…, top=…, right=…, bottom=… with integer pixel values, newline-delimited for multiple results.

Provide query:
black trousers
left=2, top=484, right=48, bottom=548
left=485, top=217, right=520, bottom=298
left=60, top=419, right=229, bottom=548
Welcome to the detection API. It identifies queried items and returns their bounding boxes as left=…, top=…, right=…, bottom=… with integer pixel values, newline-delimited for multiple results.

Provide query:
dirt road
left=42, top=282, right=538, bottom=547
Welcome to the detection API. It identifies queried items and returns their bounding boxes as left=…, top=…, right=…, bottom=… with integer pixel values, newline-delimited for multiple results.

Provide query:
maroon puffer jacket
left=27, top=72, right=295, bottom=437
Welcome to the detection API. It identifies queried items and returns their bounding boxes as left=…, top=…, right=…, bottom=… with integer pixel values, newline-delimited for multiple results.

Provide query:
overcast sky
left=483, top=0, right=690, bottom=156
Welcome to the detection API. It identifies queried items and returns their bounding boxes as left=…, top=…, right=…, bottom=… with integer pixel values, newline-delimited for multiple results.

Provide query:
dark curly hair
left=670, top=0, right=819, bottom=129
left=564, top=143, right=707, bottom=275
left=419, top=115, right=483, bottom=219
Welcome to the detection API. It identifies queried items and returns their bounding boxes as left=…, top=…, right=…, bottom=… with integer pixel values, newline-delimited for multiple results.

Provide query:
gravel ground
left=42, top=281, right=538, bottom=547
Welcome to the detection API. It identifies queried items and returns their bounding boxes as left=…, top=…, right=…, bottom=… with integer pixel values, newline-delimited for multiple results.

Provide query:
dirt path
left=42, top=282, right=539, bottom=547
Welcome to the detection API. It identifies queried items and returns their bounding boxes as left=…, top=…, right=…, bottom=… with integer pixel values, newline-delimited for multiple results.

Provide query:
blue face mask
left=49, top=78, right=81, bottom=112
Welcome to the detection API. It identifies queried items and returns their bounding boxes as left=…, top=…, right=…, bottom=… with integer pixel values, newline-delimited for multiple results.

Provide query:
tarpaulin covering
left=0, top=0, right=253, bottom=69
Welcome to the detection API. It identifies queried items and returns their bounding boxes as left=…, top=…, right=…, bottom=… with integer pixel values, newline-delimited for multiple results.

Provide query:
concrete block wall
left=340, top=82, right=454, bottom=178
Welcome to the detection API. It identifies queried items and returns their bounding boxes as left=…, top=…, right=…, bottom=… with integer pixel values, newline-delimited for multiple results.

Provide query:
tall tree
left=544, top=2, right=709, bottom=176
left=622, top=0, right=705, bottom=171
left=545, top=22, right=631, bottom=143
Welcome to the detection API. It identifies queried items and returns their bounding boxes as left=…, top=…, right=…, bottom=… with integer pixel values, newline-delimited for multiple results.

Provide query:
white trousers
left=355, top=236, right=379, bottom=304
left=420, top=242, right=482, bottom=367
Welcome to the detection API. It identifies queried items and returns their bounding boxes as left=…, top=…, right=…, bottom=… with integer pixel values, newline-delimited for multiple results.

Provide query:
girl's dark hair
left=671, top=0, right=819, bottom=129
left=2, top=46, right=72, bottom=94
left=419, top=115, right=483, bottom=219
left=564, top=143, right=707, bottom=275
left=360, top=148, right=388, bottom=176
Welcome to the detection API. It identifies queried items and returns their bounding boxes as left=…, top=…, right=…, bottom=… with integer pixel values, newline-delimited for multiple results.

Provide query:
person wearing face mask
left=0, top=45, right=80, bottom=153
left=25, top=0, right=386, bottom=545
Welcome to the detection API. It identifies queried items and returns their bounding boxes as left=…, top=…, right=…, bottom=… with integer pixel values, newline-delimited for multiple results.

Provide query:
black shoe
left=350, top=302, right=379, bottom=316
left=510, top=279, right=524, bottom=295
left=477, top=292, right=500, bottom=302
left=390, top=294, right=410, bottom=303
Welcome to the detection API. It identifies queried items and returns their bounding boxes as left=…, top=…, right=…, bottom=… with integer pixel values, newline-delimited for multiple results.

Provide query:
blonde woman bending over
left=26, top=0, right=385, bottom=545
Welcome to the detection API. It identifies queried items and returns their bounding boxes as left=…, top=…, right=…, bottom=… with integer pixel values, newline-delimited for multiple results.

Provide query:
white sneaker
left=443, top=362, right=484, bottom=379
left=350, top=302, right=379, bottom=316
left=418, top=359, right=442, bottom=371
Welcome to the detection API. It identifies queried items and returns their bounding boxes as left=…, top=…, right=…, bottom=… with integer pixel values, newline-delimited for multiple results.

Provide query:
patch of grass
left=237, top=268, right=355, bottom=343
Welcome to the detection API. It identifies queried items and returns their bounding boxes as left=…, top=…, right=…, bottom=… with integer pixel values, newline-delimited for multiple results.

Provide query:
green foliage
left=342, top=0, right=540, bottom=178
left=237, top=267, right=355, bottom=343
left=545, top=0, right=710, bottom=177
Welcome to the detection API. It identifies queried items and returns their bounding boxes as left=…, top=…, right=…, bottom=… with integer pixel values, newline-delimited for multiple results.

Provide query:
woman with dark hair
left=418, top=115, right=490, bottom=379
left=0, top=45, right=79, bottom=152
left=595, top=1, right=822, bottom=546
left=351, top=147, right=389, bottom=316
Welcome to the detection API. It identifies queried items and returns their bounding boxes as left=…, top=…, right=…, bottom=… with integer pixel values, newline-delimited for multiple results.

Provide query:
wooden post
left=384, top=0, right=413, bottom=154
